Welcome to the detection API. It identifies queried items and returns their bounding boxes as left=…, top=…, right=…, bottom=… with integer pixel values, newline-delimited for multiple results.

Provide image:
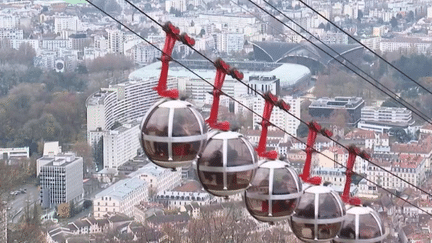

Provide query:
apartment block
left=103, top=120, right=141, bottom=169
left=93, top=177, right=148, bottom=218
left=39, top=152, right=83, bottom=208
left=309, top=97, right=365, bottom=126
left=54, top=16, right=81, bottom=34
left=86, top=77, right=177, bottom=146
left=128, top=163, right=182, bottom=195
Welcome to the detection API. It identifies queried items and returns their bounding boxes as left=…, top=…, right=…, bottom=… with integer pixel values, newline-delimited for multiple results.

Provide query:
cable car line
left=239, top=0, right=432, bottom=200
left=295, top=0, right=432, bottom=97
left=245, top=0, right=432, bottom=125
left=123, top=1, right=432, bottom=194
left=85, top=0, right=432, bottom=218
left=232, top=0, right=431, bottom=126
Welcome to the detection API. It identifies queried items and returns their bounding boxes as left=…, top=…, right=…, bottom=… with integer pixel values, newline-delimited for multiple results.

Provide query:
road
left=6, top=183, right=39, bottom=224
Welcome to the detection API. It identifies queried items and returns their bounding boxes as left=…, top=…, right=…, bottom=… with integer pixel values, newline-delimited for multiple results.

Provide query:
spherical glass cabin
left=197, top=131, right=258, bottom=197
left=289, top=186, right=346, bottom=242
left=140, top=99, right=207, bottom=169
left=333, top=206, right=387, bottom=243
left=244, top=160, right=302, bottom=223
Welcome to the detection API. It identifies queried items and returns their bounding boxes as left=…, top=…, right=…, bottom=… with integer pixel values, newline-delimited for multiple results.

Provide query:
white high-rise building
left=0, top=15, right=19, bottom=29
left=165, top=0, right=187, bottom=12
left=86, top=77, right=177, bottom=146
left=103, top=120, right=140, bottom=169
left=107, top=29, right=125, bottom=54
left=93, top=177, right=148, bottom=218
left=361, top=106, right=413, bottom=125
left=252, top=95, right=301, bottom=137
left=214, top=33, right=245, bottom=54
left=0, top=28, right=22, bottom=40
left=39, top=152, right=83, bottom=208
left=54, top=16, right=81, bottom=34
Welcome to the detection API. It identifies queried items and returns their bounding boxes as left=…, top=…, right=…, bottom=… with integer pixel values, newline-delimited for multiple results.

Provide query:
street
left=6, top=183, right=39, bottom=224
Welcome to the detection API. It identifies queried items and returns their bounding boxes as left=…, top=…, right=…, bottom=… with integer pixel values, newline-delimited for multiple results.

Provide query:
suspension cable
left=85, top=0, right=432, bottom=217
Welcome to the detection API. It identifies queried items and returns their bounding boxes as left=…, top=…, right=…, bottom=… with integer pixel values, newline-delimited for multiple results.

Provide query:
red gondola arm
left=341, top=146, right=369, bottom=206
left=256, top=92, right=280, bottom=160
left=299, top=121, right=332, bottom=185
left=206, top=59, right=231, bottom=131
left=155, top=23, right=195, bottom=99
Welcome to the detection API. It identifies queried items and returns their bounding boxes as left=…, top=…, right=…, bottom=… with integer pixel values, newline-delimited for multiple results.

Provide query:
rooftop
left=128, top=163, right=172, bottom=178
left=95, top=177, right=147, bottom=201
left=129, top=60, right=310, bottom=88
left=309, top=97, right=364, bottom=109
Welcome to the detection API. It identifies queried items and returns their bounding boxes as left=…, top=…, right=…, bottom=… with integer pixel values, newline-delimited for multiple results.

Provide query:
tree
left=94, top=137, right=104, bottom=171
left=407, top=11, right=415, bottom=22
left=389, top=127, right=410, bottom=143
left=72, top=141, right=94, bottom=176
left=357, top=10, right=363, bottom=22
left=199, top=28, right=205, bottom=37
left=329, top=109, right=350, bottom=128
left=83, top=200, right=92, bottom=209
left=390, top=17, right=398, bottom=28
left=104, top=0, right=121, bottom=13
left=296, top=123, right=309, bottom=138
left=381, top=98, right=402, bottom=107
left=32, top=202, right=41, bottom=226
left=69, top=201, right=75, bottom=218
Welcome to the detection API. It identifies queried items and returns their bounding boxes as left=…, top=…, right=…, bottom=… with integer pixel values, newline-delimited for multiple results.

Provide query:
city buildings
left=107, top=29, right=125, bottom=54
left=358, top=106, right=414, bottom=133
left=54, top=16, right=81, bottom=34
left=128, top=163, right=182, bottom=195
left=86, top=77, right=177, bottom=146
left=0, top=146, right=29, bottom=163
left=309, top=97, right=365, bottom=126
left=103, top=120, right=141, bottom=169
left=93, top=177, right=148, bottom=218
left=366, top=154, right=427, bottom=193
left=155, top=191, right=212, bottom=209
left=39, top=152, right=83, bottom=208
left=251, top=95, right=301, bottom=136
left=0, top=28, right=22, bottom=40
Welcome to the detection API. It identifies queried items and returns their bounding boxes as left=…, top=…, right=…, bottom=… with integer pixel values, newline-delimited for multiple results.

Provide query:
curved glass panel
left=291, top=222, right=315, bottom=239
left=227, top=138, right=254, bottom=167
left=172, top=108, right=202, bottom=137
left=359, top=214, right=381, bottom=239
left=172, top=141, right=201, bottom=161
left=245, top=198, right=269, bottom=216
left=245, top=168, right=270, bottom=217
left=199, top=171, right=224, bottom=191
left=318, top=193, right=342, bottom=219
left=295, top=192, right=315, bottom=219
left=143, top=140, right=169, bottom=161
left=199, top=139, right=223, bottom=167
left=339, top=214, right=356, bottom=239
left=143, top=107, right=169, bottom=136
left=198, top=139, right=224, bottom=190
left=317, top=223, right=342, bottom=240
left=272, top=168, right=299, bottom=195
left=248, top=167, right=270, bottom=194
left=226, top=171, right=253, bottom=190
left=271, top=199, right=297, bottom=217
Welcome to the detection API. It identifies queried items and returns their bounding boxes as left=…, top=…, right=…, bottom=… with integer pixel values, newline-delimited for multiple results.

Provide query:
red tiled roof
left=391, top=135, right=432, bottom=154
left=345, top=129, right=375, bottom=140
left=173, top=180, right=203, bottom=192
